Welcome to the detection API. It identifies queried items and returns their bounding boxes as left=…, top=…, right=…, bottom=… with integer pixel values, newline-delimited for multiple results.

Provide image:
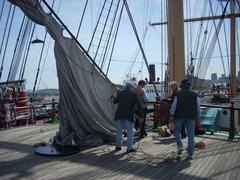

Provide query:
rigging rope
left=0, top=5, right=15, bottom=80
left=236, top=0, right=240, bottom=11
left=100, top=0, right=121, bottom=70
left=0, top=4, right=12, bottom=58
left=37, top=0, right=62, bottom=90
left=186, top=0, right=190, bottom=66
left=220, top=0, right=230, bottom=72
left=19, top=23, right=36, bottom=83
left=192, top=1, right=208, bottom=67
left=33, top=0, right=56, bottom=92
left=189, top=0, right=193, bottom=61
left=0, top=0, right=6, bottom=28
left=237, top=18, right=240, bottom=70
left=87, top=0, right=108, bottom=54
left=76, top=0, right=89, bottom=39
left=93, top=1, right=114, bottom=64
left=197, top=0, right=229, bottom=79
left=32, top=28, right=47, bottom=93
left=106, top=2, right=124, bottom=75
left=7, top=16, right=26, bottom=82
left=209, top=0, right=226, bottom=75
left=42, top=0, right=112, bottom=84
left=163, top=0, right=167, bottom=90
left=194, top=2, right=212, bottom=76
left=123, top=27, right=149, bottom=83
left=123, top=0, right=159, bottom=98
left=160, top=0, right=164, bottom=83
left=10, top=19, right=32, bottom=82
left=195, top=29, right=208, bottom=78
left=36, top=37, right=53, bottom=91
left=194, top=0, right=219, bottom=78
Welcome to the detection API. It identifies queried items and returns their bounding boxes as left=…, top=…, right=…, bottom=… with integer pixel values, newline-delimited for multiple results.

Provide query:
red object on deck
left=195, top=119, right=205, bottom=135
left=17, top=91, right=28, bottom=106
left=15, top=91, right=28, bottom=116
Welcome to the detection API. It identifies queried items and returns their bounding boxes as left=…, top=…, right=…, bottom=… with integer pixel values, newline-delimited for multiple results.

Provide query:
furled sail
left=9, top=0, right=116, bottom=146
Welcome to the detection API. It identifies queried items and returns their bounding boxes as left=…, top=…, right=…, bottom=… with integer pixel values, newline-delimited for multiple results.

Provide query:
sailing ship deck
left=0, top=124, right=240, bottom=180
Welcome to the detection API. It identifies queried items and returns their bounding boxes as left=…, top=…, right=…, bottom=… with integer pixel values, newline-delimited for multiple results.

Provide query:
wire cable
left=0, top=0, right=6, bottom=28
left=106, top=1, right=124, bottom=75
left=7, top=16, right=26, bottom=82
left=0, top=5, right=15, bottom=80
left=0, top=4, right=12, bottom=57
left=76, top=0, right=89, bottom=39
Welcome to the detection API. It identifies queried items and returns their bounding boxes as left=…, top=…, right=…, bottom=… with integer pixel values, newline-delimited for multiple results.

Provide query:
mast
left=167, top=0, right=185, bottom=83
left=230, top=0, right=236, bottom=98
left=152, top=0, right=238, bottom=98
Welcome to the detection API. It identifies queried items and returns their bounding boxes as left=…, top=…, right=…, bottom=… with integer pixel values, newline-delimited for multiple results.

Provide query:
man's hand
left=168, top=115, right=175, bottom=130
left=169, top=115, right=175, bottom=124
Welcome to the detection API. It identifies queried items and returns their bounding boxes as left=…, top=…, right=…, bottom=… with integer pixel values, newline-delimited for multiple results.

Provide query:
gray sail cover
left=9, top=0, right=116, bottom=146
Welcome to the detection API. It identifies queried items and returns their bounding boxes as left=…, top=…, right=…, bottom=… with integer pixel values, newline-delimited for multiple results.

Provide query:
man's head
left=169, top=81, right=178, bottom=91
left=125, top=80, right=135, bottom=89
left=180, top=79, right=190, bottom=89
left=138, top=80, right=146, bottom=87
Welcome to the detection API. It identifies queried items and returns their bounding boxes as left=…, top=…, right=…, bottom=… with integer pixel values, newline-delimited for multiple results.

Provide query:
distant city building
left=211, top=73, right=217, bottom=81
left=221, top=74, right=226, bottom=78
left=238, top=71, right=240, bottom=80
left=218, top=74, right=228, bottom=83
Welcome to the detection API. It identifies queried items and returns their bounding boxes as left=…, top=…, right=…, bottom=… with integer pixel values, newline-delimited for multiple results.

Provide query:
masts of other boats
left=151, top=0, right=239, bottom=98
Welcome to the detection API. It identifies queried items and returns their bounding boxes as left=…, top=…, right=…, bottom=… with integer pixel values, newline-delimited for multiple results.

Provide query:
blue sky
left=0, top=0, right=239, bottom=90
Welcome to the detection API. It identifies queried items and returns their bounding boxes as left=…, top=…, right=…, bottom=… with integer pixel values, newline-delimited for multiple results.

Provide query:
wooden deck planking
left=206, top=139, right=239, bottom=179
left=228, top=142, right=240, bottom=180
left=221, top=140, right=240, bottom=180
left=174, top=138, right=211, bottom=179
left=196, top=138, right=224, bottom=179
left=0, top=124, right=240, bottom=179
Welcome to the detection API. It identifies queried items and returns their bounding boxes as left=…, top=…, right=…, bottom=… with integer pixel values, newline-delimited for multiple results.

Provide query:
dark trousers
left=139, top=107, right=154, bottom=138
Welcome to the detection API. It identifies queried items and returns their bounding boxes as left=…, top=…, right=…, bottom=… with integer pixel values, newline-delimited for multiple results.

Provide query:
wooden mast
left=150, top=13, right=240, bottom=26
left=167, top=0, right=185, bottom=83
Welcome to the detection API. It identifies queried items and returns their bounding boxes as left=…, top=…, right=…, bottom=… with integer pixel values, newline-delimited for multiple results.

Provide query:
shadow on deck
left=0, top=124, right=239, bottom=179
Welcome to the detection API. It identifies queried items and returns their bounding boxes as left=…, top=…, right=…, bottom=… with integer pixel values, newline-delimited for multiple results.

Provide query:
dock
left=0, top=124, right=240, bottom=179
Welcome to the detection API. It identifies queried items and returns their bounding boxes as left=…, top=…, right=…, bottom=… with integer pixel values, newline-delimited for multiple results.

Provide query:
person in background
left=135, top=80, right=149, bottom=139
left=169, top=81, right=186, bottom=138
left=0, top=88, right=5, bottom=127
left=170, top=79, right=200, bottom=159
left=169, top=81, right=178, bottom=103
left=113, top=81, right=143, bottom=152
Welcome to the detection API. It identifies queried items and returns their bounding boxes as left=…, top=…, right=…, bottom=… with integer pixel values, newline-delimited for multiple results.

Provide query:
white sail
left=9, top=0, right=116, bottom=146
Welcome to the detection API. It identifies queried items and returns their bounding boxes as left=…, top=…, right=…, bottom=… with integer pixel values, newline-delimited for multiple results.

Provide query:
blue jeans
left=115, top=119, right=134, bottom=150
left=174, top=119, right=195, bottom=156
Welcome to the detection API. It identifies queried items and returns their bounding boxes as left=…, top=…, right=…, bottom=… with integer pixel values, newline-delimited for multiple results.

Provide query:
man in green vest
left=170, top=79, right=200, bottom=159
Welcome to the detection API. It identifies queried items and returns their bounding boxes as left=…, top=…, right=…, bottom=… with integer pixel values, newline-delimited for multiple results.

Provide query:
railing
left=149, top=100, right=240, bottom=140
left=201, top=102, right=240, bottom=139
left=0, top=99, right=59, bottom=128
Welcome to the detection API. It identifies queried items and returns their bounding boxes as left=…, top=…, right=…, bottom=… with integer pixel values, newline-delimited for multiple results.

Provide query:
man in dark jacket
left=114, top=81, right=143, bottom=152
left=170, top=79, right=200, bottom=159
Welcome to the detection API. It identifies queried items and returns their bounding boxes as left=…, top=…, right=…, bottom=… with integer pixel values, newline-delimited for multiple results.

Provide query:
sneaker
left=115, top=146, right=121, bottom=151
left=139, top=134, right=146, bottom=139
left=126, top=148, right=137, bottom=153
left=186, top=155, right=192, bottom=160
left=177, top=147, right=183, bottom=155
